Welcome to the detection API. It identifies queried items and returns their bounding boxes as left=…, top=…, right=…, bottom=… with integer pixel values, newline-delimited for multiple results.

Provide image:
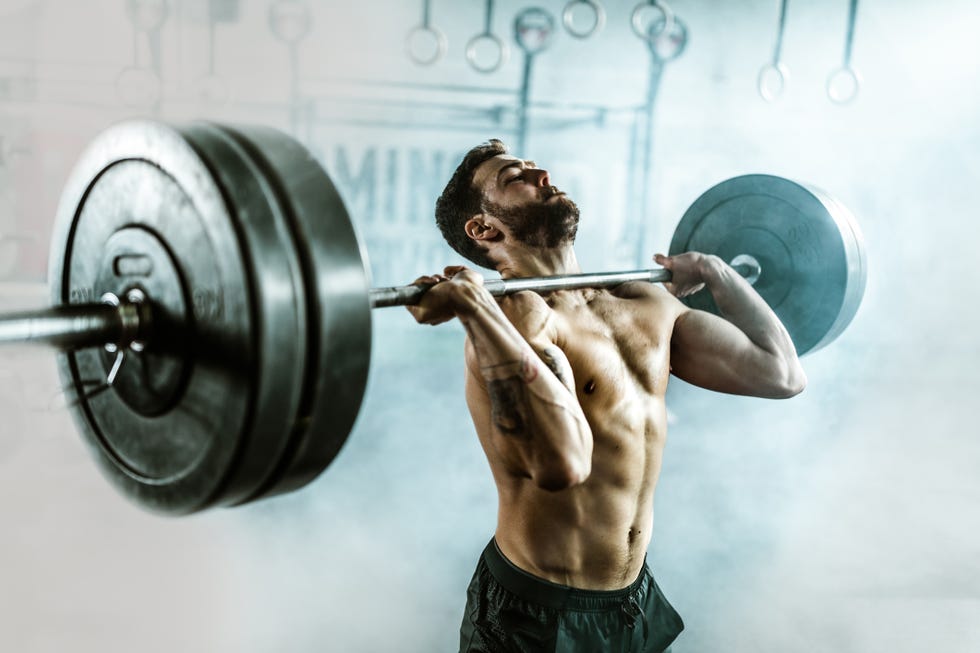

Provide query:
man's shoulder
left=495, top=290, right=555, bottom=339
left=602, top=283, right=686, bottom=339
left=496, top=288, right=552, bottom=312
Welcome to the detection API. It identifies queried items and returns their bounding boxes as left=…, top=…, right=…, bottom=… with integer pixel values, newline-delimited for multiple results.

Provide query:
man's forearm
left=699, top=254, right=799, bottom=362
left=452, top=284, right=593, bottom=488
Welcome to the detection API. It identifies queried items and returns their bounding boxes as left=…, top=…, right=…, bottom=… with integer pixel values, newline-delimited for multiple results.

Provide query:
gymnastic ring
left=631, top=0, right=673, bottom=42
left=562, top=0, right=605, bottom=39
left=405, top=24, right=447, bottom=66
left=826, top=65, right=861, bottom=104
left=757, top=62, right=790, bottom=102
left=646, top=14, right=687, bottom=62
left=466, top=33, right=508, bottom=73
left=514, top=7, right=557, bottom=56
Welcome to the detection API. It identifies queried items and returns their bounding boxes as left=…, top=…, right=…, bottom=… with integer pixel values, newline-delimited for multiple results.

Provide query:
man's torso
left=470, top=282, right=682, bottom=590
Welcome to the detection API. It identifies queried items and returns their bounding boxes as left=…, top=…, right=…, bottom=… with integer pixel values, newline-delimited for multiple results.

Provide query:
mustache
left=543, top=185, right=564, bottom=200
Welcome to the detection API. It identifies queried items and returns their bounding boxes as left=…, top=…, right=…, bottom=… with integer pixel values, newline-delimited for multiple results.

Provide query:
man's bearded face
left=486, top=190, right=580, bottom=249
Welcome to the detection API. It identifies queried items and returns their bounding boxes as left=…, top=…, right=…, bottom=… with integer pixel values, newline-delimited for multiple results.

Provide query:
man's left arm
left=656, top=252, right=807, bottom=398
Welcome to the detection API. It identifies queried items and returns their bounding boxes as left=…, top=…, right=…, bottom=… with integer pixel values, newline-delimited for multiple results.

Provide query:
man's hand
left=406, top=265, right=485, bottom=325
left=654, top=252, right=711, bottom=298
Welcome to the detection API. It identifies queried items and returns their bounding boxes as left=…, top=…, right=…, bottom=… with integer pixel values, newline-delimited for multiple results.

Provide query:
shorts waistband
left=481, top=538, right=648, bottom=610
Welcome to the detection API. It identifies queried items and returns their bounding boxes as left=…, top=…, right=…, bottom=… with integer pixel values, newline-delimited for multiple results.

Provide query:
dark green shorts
left=459, top=539, right=684, bottom=653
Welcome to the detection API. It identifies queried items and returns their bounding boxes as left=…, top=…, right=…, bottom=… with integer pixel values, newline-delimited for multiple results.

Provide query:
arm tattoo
left=481, top=347, right=572, bottom=439
left=487, top=376, right=532, bottom=439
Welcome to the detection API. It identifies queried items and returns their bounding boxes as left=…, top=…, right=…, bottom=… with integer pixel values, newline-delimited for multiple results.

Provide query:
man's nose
left=529, top=168, right=551, bottom=187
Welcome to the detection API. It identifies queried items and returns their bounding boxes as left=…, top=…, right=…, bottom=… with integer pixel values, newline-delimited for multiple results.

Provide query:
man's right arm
left=656, top=252, right=806, bottom=398
left=409, top=268, right=593, bottom=490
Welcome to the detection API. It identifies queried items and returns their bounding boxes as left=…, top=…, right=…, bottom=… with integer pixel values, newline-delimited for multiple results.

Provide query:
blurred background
left=1, top=0, right=979, bottom=651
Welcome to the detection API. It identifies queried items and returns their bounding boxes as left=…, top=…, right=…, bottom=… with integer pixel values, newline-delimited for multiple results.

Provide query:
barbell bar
left=0, top=120, right=866, bottom=515
left=0, top=302, right=140, bottom=349
left=0, top=263, right=766, bottom=347
left=368, top=259, right=761, bottom=308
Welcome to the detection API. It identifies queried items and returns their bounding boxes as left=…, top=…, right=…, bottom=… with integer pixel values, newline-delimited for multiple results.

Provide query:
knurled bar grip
left=0, top=303, right=140, bottom=349
left=369, top=261, right=759, bottom=308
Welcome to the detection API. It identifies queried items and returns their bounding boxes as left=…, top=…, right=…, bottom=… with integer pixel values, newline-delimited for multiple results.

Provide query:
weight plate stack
left=211, top=124, right=372, bottom=502
left=48, top=120, right=371, bottom=514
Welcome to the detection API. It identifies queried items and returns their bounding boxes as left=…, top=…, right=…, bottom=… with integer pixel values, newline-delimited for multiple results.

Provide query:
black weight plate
left=178, top=123, right=309, bottom=506
left=669, top=174, right=866, bottom=355
left=49, top=121, right=300, bottom=514
left=210, top=124, right=372, bottom=501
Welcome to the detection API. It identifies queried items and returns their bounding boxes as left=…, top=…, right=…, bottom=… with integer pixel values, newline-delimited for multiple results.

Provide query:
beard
left=487, top=191, right=580, bottom=249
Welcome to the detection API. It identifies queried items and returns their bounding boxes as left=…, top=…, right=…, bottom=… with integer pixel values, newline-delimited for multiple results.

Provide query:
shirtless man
left=408, top=140, right=806, bottom=652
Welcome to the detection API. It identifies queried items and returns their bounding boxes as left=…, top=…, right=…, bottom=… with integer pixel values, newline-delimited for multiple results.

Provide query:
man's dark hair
left=435, top=139, right=508, bottom=270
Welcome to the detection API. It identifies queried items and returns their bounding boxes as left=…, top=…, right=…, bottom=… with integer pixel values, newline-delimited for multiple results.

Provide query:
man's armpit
left=539, top=345, right=575, bottom=392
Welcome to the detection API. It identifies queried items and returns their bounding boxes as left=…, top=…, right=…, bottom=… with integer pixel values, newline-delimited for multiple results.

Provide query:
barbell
left=0, top=121, right=866, bottom=514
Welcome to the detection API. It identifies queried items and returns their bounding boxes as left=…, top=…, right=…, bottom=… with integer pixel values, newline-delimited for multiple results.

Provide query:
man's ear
left=464, top=215, right=502, bottom=242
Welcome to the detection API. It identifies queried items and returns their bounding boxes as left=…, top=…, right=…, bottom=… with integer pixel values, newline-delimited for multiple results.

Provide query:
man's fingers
left=406, top=272, right=458, bottom=326
left=658, top=255, right=679, bottom=296
left=412, top=274, right=449, bottom=285
left=674, top=282, right=705, bottom=298
left=414, top=265, right=478, bottom=284
left=662, top=280, right=705, bottom=298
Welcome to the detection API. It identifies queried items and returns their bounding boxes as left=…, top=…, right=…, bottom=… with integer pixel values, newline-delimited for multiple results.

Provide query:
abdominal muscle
left=492, top=398, right=668, bottom=590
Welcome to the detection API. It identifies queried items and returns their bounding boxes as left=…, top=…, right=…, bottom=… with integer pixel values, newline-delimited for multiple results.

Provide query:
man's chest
left=549, top=293, right=673, bottom=399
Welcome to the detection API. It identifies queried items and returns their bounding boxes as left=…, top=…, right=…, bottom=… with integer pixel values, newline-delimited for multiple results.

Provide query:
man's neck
left=496, top=245, right=580, bottom=279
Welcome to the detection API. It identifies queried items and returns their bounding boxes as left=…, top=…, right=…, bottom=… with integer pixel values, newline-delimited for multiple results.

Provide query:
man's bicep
left=669, top=308, right=777, bottom=396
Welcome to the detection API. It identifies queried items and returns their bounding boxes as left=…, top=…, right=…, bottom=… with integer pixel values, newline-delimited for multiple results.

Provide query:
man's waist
left=482, top=538, right=649, bottom=609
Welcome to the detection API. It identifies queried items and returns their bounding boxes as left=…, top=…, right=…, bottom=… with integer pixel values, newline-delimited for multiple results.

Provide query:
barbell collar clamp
left=729, top=255, right=762, bottom=286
